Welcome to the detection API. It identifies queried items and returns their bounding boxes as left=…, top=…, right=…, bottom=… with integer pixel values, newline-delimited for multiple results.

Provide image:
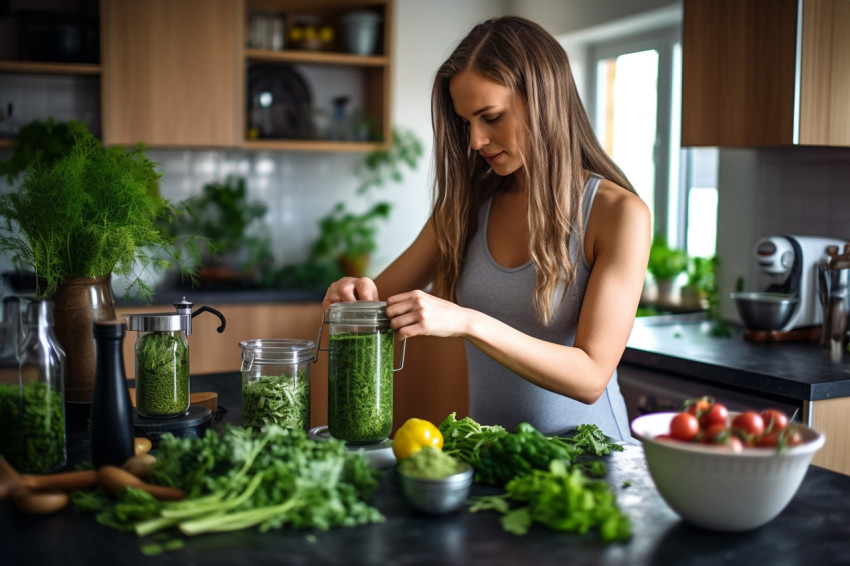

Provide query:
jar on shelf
left=239, top=338, right=316, bottom=432
left=318, top=301, right=406, bottom=444
left=13, top=299, right=67, bottom=473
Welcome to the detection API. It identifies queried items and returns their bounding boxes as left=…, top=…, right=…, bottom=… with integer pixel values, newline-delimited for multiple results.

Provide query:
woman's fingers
left=322, top=277, right=380, bottom=310
left=386, top=290, right=464, bottom=338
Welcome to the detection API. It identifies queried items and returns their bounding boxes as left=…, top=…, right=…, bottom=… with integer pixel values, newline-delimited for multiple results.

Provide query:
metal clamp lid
left=124, top=297, right=227, bottom=335
left=314, top=304, right=406, bottom=371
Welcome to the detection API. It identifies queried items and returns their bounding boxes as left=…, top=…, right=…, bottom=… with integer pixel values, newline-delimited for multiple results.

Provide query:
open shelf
left=0, top=61, right=101, bottom=75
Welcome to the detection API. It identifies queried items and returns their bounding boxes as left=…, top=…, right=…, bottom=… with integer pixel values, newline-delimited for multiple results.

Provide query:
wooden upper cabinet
left=682, top=0, right=850, bottom=147
left=100, top=0, right=242, bottom=148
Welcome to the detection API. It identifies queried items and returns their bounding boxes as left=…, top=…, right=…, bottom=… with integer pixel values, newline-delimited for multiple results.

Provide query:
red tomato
left=785, top=429, right=804, bottom=446
left=760, top=409, right=789, bottom=433
left=700, top=403, right=728, bottom=428
left=670, top=412, right=700, bottom=441
left=686, top=398, right=711, bottom=417
left=732, top=411, right=765, bottom=438
left=756, top=432, right=780, bottom=447
left=702, top=423, right=729, bottom=444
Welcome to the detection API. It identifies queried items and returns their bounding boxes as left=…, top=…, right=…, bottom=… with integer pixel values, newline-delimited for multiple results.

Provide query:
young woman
left=323, top=16, right=650, bottom=440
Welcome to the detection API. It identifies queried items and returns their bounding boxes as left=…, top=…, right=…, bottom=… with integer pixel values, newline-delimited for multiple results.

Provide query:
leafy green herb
left=570, top=424, right=624, bottom=457
left=135, top=331, right=189, bottom=417
left=134, top=425, right=384, bottom=535
left=469, top=460, right=632, bottom=542
left=328, top=331, right=393, bottom=443
left=242, top=371, right=310, bottom=431
left=0, top=381, right=65, bottom=473
left=439, top=414, right=582, bottom=487
left=0, top=120, right=203, bottom=301
left=139, top=543, right=164, bottom=556
left=397, top=446, right=465, bottom=479
left=437, top=412, right=507, bottom=468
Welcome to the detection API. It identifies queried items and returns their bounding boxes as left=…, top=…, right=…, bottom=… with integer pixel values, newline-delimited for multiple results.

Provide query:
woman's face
left=449, top=69, right=527, bottom=177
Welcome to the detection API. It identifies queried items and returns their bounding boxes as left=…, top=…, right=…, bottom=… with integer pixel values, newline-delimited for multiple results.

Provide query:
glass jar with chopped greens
left=126, top=298, right=226, bottom=418
left=7, top=299, right=68, bottom=473
left=321, top=301, right=407, bottom=444
left=239, top=339, right=315, bottom=432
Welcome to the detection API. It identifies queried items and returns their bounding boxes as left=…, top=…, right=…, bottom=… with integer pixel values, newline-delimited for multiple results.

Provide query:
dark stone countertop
left=6, top=372, right=850, bottom=566
left=623, top=316, right=850, bottom=402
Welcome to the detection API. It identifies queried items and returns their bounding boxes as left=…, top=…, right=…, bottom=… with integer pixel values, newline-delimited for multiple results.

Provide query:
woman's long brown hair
left=429, top=16, right=635, bottom=325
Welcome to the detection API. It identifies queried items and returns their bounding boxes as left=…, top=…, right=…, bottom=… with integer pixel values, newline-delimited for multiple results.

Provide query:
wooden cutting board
left=128, top=388, right=218, bottom=414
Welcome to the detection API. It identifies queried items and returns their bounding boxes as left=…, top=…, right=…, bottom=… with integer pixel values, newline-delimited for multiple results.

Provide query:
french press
left=125, top=298, right=226, bottom=418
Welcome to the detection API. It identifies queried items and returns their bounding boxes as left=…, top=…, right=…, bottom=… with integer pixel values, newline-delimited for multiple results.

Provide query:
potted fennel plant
left=0, top=119, right=201, bottom=402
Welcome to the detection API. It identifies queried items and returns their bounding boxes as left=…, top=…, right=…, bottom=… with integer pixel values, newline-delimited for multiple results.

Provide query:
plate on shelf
left=247, top=64, right=313, bottom=140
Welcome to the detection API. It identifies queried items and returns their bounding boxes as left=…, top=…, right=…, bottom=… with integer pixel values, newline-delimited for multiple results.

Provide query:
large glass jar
left=239, top=339, right=315, bottom=432
left=325, top=301, right=404, bottom=444
left=13, top=299, right=67, bottom=473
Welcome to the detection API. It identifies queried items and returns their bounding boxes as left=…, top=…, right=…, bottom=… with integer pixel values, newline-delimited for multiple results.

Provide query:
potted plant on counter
left=680, top=255, right=716, bottom=311
left=0, top=119, right=201, bottom=402
left=168, top=175, right=273, bottom=288
left=276, top=127, right=422, bottom=285
left=646, top=234, right=689, bottom=308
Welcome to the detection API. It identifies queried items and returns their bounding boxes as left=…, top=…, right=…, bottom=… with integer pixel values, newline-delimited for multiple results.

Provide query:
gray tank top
left=455, top=174, right=632, bottom=441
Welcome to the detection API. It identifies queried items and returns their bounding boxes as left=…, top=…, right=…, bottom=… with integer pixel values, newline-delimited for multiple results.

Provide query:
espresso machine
left=752, top=235, right=847, bottom=331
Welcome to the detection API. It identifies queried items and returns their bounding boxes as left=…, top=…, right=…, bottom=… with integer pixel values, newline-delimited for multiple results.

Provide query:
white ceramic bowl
left=631, top=411, right=825, bottom=532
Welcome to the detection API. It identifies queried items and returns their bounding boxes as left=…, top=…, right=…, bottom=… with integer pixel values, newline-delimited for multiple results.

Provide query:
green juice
left=327, top=330, right=393, bottom=444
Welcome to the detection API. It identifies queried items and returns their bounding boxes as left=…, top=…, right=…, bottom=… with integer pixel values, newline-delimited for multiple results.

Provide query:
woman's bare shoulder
left=592, top=177, right=648, bottom=217
left=585, top=177, right=651, bottom=262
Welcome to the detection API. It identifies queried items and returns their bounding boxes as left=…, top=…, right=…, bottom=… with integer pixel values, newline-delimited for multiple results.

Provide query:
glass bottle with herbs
left=239, top=338, right=315, bottom=432
left=0, top=296, right=22, bottom=466
left=12, top=299, right=67, bottom=473
left=324, top=301, right=406, bottom=444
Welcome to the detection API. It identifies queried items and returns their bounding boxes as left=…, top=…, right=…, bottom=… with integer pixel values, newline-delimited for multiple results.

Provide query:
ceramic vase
left=51, top=274, right=116, bottom=403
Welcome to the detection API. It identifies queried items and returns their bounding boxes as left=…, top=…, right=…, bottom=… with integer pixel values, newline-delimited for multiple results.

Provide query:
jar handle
left=241, top=350, right=255, bottom=372
left=394, top=336, right=407, bottom=372
left=313, top=310, right=329, bottom=362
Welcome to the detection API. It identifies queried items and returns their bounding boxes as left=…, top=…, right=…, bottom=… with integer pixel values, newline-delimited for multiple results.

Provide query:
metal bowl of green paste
left=397, top=447, right=474, bottom=514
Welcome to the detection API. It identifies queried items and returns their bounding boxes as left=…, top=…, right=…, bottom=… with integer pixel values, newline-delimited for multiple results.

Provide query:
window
left=586, top=26, right=718, bottom=260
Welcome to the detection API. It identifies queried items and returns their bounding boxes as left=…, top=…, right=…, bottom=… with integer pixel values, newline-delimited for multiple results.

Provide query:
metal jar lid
left=238, top=338, right=316, bottom=364
left=125, top=312, right=188, bottom=332
left=327, top=301, right=389, bottom=325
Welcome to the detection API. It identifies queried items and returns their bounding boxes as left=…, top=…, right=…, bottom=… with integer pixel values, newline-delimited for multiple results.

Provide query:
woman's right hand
left=322, top=277, right=380, bottom=311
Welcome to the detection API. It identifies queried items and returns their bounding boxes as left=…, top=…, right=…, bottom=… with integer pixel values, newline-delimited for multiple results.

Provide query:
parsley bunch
left=74, top=425, right=384, bottom=537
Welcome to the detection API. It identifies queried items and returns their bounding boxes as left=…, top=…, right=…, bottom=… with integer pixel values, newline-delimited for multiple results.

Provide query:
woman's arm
left=385, top=181, right=651, bottom=404
left=321, top=221, right=438, bottom=310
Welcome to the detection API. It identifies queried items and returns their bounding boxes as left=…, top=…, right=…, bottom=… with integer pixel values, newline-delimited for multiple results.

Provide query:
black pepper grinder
left=90, top=320, right=135, bottom=468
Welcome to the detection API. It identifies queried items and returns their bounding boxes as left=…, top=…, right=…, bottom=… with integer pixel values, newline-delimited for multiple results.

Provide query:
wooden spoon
left=97, top=465, right=185, bottom=501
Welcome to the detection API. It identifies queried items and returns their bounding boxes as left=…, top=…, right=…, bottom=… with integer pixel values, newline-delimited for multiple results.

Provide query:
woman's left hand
left=385, top=290, right=470, bottom=338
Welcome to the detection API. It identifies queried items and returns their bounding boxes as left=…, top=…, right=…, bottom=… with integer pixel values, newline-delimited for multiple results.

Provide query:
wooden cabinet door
left=100, top=0, right=242, bottom=147
left=799, top=0, right=850, bottom=146
left=681, top=0, right=798, bottom=147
